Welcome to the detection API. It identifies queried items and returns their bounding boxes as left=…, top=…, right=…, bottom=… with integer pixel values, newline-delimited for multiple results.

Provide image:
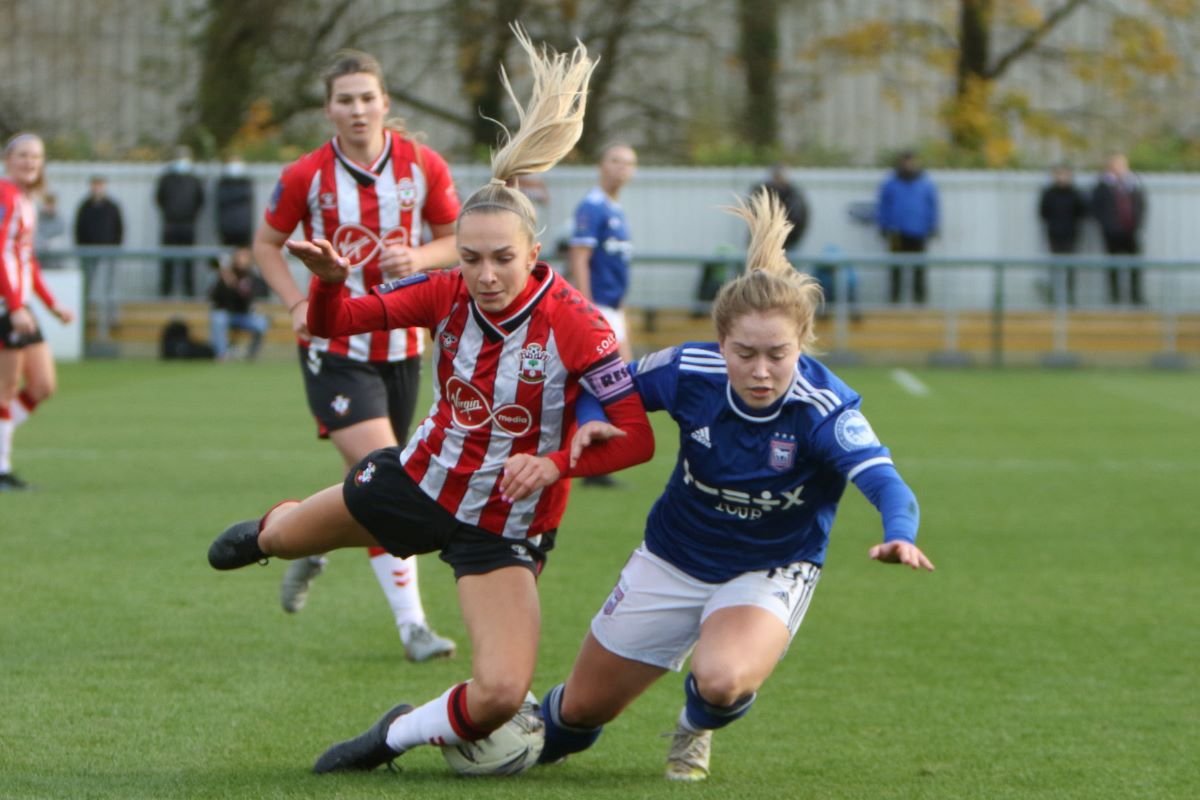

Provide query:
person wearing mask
left=155, top=146, right=205, bottom=297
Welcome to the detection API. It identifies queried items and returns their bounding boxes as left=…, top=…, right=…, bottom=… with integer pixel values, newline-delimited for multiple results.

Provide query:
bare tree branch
left=987, top=0, right=1089, bottom=79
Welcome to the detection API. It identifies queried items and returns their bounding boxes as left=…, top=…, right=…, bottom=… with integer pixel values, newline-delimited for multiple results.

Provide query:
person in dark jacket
left=753, top=164, right=809, bottom=253
left=1091, top=153, right=1147, bottom=305
left=215, top=155, right=254, bottom=247
left=1038, top=165, right=1089, bottom=305
left=74, top=175, right=125, bottom=323
left=155, top=146, right=205, bottom=297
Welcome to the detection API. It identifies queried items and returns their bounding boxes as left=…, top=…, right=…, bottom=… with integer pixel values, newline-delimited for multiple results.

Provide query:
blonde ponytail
left=712, top=189, right=823, bottom=352
left=458, top=24, right=597, bottom=239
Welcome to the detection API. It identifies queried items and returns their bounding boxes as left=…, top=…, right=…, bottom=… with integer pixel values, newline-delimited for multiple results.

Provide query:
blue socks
left=682, top=672, right=756, bottom=731
left=538, top=683, right=603, bottom=764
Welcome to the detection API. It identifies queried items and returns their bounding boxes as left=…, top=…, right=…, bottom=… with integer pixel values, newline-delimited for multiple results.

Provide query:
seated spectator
left=813, top=243, right=860, bottom=322
left=209, top=247, right=268, bottom=360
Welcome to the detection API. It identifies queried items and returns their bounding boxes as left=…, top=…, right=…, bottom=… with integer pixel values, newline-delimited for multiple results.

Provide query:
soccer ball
left=441, top=692, right=545, bottom=776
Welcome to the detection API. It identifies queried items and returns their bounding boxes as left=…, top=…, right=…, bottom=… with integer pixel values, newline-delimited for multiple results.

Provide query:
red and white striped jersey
left=0, top=179, right=54, bottom=316
left=369, top=263, right=632, bottom=538
left=264, top=132, right=460, bottom=362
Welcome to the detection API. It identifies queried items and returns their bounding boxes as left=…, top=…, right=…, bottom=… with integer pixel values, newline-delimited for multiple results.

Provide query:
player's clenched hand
left=10, top=307, right=36, bottom=334
left=500, top=454, right=561, bottom=503
left=285, top=238, right=350, bottom=283
left=379, top=244, right=421, bottom=280
left=869, top=541, right=935, bottom=571
left=568, top=421, right=626, bottom=468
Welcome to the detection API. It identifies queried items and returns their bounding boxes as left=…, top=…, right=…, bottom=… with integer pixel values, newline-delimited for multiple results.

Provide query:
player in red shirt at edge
left=1, top=133, right=75, bottom=491
left=208, top=28, right=653, bottom=772
left=253, top=49, right=460, bottom=660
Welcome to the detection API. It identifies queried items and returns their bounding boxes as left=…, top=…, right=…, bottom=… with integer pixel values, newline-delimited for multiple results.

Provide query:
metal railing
left=37, top=247, right=1200, bottom=367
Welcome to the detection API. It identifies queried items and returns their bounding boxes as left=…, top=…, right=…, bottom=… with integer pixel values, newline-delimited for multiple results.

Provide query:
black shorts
left=299, top=345, right=420, bottom=441
left=0, top=311, right=44, bottom=350
left=343, top=447, right=556, bottom=579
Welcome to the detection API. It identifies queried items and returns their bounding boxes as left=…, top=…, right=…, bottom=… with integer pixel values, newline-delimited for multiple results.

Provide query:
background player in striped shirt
left=0, top=133, right=74, bottom=491
left=252, top=50, right=460, bottom=660
left=538, top=190, right=935, bottom=781
left=208, top=28, right=654, bottom=774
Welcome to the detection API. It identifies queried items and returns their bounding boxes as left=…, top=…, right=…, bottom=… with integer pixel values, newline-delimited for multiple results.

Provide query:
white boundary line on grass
left=890, top=368, right=930, bottom=397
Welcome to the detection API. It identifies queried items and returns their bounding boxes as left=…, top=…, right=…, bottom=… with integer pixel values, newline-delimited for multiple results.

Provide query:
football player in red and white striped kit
left=208, top=28, right=654, bottom=773
left=0, top=133, right=74, bottom=491
left=252, top=50, right=460, bottom=660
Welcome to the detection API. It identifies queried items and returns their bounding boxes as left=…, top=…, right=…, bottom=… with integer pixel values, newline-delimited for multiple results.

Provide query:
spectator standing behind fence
left=74, top=175, right=124, bottom=324
left=1091, top=153, right=1146, bottom=306
left=877, top=150, right=938, bottom=306
left=752, top=164, right=809, bottom=255
left=1038, top=165, right=1089, bottom=306
left=155, top=146, right=205, bottom=297
left=208, top=247, right=268, bottom=361
left=35, top=193, right=66, bottom=269
left=215, top=154, right=254, bottom=247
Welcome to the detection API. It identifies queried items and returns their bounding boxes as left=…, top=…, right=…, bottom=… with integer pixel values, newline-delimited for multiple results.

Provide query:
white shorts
left=589, top=544, right=821, bottom=671
left=596, top=305, right=628, bottom=344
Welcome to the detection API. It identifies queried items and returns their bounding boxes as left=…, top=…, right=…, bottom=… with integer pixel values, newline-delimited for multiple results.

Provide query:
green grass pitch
left=1, top=359, right=1197, bottom=799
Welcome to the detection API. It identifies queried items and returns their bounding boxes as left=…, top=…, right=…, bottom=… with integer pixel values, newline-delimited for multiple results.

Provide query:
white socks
left=0, top=418, right=12, bottom=473
left=385, top=685, right=463, bottom=751
left=9, top=396, right=30, bottom=426
left=367, top=551, right=428, bottom=630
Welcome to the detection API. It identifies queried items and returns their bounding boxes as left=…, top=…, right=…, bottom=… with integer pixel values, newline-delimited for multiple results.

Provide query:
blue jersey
left=570, top=187, right=632, bottom=308
left=632, top=344, right=903, bottom=583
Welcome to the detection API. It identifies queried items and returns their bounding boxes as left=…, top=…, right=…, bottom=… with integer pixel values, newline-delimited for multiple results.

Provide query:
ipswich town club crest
left=769, top=436, right=797, bottom=471
left=519, top=343, right=549, bottom=384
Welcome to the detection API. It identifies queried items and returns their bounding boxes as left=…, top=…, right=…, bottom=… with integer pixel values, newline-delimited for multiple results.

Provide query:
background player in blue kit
left=568, top=143, right=636, bottom=489
left=568, top=143, right=637, bottom=364
left=539, top=190, right=935, bottom=781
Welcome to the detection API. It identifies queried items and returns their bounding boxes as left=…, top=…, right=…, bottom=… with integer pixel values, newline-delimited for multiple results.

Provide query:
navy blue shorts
left=342, top=447, right=555, bottom=579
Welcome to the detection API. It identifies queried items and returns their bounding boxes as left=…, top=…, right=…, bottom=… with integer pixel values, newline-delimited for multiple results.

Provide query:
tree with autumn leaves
left=179, top=0, right=1200, bottom=166
left=808, top=0, right=1197, bottom=166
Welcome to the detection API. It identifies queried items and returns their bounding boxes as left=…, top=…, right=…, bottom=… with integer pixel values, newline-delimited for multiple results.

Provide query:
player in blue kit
left=538, top=190, right=935, bottom=781
left=568, top=143, right=636, bottom=363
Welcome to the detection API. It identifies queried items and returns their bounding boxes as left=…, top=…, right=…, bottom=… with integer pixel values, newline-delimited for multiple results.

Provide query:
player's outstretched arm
left=869, top=540, right=935, bottom=571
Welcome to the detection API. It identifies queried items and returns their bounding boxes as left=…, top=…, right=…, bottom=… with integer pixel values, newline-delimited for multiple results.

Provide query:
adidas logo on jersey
left=690, top=427, right=712, bottom=448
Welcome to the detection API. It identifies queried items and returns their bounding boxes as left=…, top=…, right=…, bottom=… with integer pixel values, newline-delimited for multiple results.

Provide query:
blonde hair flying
left=458, top=24, right=597, bottom=238
left=712, top=189, right=824, bottom=352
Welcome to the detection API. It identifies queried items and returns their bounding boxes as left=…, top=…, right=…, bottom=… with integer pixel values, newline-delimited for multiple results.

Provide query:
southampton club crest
left=331, top=394, right=351, bottom=417
left=396, top=177, right=418, bottom=210
left=519, top=343, right=550, bottom=384
left=354, top=461, right=376, bottom=486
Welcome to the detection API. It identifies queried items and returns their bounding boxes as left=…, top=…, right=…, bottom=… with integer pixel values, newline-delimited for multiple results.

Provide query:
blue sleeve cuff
left=575, top=390, right=608, bottom=425
left=853, top=463, right=919, bottom=544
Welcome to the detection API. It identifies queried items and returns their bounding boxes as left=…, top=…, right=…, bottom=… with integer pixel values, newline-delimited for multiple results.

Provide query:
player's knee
left=684, top=672, right=756, bottom=730
left=469, top=674, right=529, bottom=725
left=25, top=380, right=55, bottom=404
left=691, top=665, right=760, bottom=707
